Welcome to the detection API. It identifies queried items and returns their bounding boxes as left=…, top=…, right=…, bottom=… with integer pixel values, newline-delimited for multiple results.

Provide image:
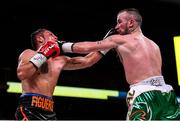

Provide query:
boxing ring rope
left=7, top=82, right=119, bottom=100
left=7, top=81, right=180, bottom=103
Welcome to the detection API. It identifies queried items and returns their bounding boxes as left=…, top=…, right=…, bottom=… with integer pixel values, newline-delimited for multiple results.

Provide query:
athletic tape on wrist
left=30, top=53, right=47, bottom=68
left=62, top=42, right=74, bottom=53
left=99, top=49, right=109, bottom=56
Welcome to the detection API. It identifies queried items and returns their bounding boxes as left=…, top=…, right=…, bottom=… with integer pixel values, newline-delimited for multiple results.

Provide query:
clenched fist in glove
left=30, top=41, right=60, bottom=68
left=99, top=28, right=118, bottom=56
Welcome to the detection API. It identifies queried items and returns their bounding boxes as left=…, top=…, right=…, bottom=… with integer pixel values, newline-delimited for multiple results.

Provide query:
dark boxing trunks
left=15, top=93, right=57, bottom=120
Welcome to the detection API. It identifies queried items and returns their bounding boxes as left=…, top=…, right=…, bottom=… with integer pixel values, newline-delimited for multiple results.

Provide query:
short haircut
left=30, top=28, right=47, bottom=49
left=118, top=8, right=142, bottom=26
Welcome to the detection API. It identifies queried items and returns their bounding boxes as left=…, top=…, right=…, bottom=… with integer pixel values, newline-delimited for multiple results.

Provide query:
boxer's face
left=36, top=30, right=58, bottom=48
left=115, top=12, right=131, bottom=35
left=43, top=30, right=58, bottom=43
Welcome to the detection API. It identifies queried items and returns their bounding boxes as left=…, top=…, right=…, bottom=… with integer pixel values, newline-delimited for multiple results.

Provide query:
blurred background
left=0, top=0, right=180, bottom=120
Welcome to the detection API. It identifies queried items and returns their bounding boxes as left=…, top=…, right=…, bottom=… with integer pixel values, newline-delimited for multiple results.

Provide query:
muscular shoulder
left=113, top=34, right=128, bottom=43
left=104, top=34, right=127, bottom=48
left=18, top=49, right=36, bottom=62
left=147, top=38, right=160, bottom=50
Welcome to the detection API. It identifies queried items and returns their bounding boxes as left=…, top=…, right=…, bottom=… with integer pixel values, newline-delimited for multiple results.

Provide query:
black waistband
left=20, top=92, right=53, bottom=99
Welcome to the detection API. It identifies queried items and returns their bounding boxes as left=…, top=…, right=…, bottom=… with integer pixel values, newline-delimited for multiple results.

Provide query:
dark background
left=0, top=0, right=180, bottom=120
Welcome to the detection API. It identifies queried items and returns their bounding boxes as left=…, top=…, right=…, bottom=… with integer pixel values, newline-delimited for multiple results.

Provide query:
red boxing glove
left=30, top=41, right=60, bottom=68
left=37, top=41, right=60, bottom=58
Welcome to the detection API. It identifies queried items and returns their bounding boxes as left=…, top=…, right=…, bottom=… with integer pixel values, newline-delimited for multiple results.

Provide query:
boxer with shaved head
left=60, top=8, right=180, bottom=120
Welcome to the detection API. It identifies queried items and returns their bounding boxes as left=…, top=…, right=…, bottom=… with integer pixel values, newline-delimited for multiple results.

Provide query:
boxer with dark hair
left=15, top=28, right=104, bottom=120
left=59, top=8, right=180, bottom=120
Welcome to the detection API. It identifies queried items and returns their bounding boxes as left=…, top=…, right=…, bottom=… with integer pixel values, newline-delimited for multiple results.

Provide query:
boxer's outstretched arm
left=60, top=34, right=125, bottom=54
left=63, top=52, right=103, bottom=70
left=59, top=28, right=119, bottom=54
left=72, top=39, right=114, bottom=53
left=61, top=37, right=115, bottom=54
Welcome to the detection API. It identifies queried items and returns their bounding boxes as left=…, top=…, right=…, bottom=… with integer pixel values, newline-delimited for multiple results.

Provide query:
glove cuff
left=98, top=49, right=109, bottom=56
left=62, top=42, right=74, bottom=53
left=30, top=53, right=47, bottom=68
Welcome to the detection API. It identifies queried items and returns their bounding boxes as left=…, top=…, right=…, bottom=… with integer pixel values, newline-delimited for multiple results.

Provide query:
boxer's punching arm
left=59, top=28, right=119, bottom=54
left=17, top=49, right=39, bottom=80
left=60, top=38, right=115, bottom=54
left=63, top=52, right=103, bottom=70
